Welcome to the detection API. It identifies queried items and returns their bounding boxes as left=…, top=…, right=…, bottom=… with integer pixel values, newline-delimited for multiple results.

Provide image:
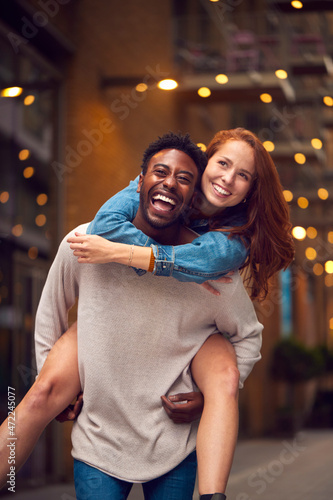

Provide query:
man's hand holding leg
left=161, top=392, right=204, bottom=424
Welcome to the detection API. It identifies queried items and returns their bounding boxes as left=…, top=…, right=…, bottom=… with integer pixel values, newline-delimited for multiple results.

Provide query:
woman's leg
left=0, top=322, right=81, bottom=488
left=191, top=334, right=240, bottom=497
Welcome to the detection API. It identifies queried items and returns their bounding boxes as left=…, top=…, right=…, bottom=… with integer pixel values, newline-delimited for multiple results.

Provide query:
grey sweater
left=35, top=224, right=262, bottom=482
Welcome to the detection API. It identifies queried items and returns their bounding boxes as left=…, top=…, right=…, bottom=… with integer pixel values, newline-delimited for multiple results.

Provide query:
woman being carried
left=0, top=129, right=294, bottom=500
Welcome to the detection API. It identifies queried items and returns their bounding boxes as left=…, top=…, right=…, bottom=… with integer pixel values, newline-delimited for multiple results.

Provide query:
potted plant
left=306, top=345, right=333, bottom=428
left=270, top=338, right=325, bottom=436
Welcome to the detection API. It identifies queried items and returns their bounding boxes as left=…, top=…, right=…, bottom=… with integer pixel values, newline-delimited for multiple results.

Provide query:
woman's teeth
left=213, top=184, right=230, bottom=196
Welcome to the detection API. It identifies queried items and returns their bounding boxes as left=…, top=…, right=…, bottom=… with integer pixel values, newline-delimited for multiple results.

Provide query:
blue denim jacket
left=87, top=176, right=248, bottom=283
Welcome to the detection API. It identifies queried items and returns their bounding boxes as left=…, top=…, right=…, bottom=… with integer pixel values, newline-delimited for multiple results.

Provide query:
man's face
left=137, top=149, right=199, bottom=230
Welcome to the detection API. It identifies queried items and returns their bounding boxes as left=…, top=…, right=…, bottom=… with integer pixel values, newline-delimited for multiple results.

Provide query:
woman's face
left=201, top=139, right=255, bottom=212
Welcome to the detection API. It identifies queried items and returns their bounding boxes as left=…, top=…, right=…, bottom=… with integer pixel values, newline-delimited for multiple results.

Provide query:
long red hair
left=206, top=128, right=295, bottom=301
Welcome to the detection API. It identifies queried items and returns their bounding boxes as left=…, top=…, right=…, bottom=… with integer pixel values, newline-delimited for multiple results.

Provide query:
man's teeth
left=214, top=184, right=231, bottom=196
left=153, top=194, right=176, bottom=205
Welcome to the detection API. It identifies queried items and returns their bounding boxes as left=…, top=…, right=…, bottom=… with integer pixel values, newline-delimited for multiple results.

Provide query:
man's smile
left=150, top=191, right=179, bottom=213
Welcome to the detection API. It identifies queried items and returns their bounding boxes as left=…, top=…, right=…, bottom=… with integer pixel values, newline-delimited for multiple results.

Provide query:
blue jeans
left=74, top=452, right=197, bottom=500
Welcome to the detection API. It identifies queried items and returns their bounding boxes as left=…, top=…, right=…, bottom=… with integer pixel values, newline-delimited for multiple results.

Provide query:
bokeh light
left=294, top=153, right=306, bottom=164
left=35, top=214, right=47, bottom=227
left=325, top=261, right=333, bottom=274
left=1, top=87, right=22, bottom=97
left=311, top=138, right=322, bottom=149
left=323, top=96, right=333, bottom=107
left=306, top=227, right=317, bottom=239
left=28, top=247, right=38, bottom=260
left=12, top=224, right=23, bottom=237
left=215, top=74, right=228, bottom=84
left=157, top=79, right=178, bottom=90
left=263, top=141, right=275, bottom=152
left=283, top=190, right=293, bottom=202
left=318, top=188, right=329, bottom=200
left=313, top=263, right=323, bottom=276
left=297, top=197, right=309, bottom=209
left=198, top=87, right=211, bottom=98
left=36, top=193, right=48, bottom=206
left=136, top=83, right=148, bottom=92
left=305, top=247, right=317, bottom=260
left=275, top=69, right=288, bottom=79
left=24, top=95, right=35, bottom=105
left=23, top=167, right=34, bottom=179
left=292, top=226, right=306, bottom=240
left=0, top=192, right=9, bottom=203
left=291, top=1, right=303, bottom=8
left=260, top=93, right=272, bottom=103
left=19, top=149, right=30, bottom=161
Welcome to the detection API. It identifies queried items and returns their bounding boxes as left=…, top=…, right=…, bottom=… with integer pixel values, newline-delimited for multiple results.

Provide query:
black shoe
left=200, top=494, right=226, bottom=500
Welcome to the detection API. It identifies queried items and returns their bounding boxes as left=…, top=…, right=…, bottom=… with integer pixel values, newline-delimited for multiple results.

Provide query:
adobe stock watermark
left=52, top=64, right=169, bottom=182
left=7, top=0, right=72, bottom=54
left=108, top=64, right=169, bottom=121
left=236, top=433, right=307, bottom=499
left=17, top=353, right=38, bottom=388
left=6, top=387, right=17, bottom=493
left=258, top=104, right=305, bottom=144
left=52, top=119, right=115, bottom=183
left=213, top=0, right=245, bottom=23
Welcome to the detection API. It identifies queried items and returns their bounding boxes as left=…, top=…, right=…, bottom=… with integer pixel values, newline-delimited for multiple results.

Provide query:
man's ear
left=137, top=173, right=144, bottom=193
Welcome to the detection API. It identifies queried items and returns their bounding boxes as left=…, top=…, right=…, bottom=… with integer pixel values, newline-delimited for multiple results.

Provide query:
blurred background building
left=0, top=0, right=333, bottom=490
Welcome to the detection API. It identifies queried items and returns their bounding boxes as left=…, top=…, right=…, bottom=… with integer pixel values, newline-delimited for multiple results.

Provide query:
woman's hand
left=67, top=233, right=152, bottom=270
left=56, top=392, right=83, bottom=422
left=67, top=232, right=116, bottom=263
left=201, top=271, right=234, bottom=296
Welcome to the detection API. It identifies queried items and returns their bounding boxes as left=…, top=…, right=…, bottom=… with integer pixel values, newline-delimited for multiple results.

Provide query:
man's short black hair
left=140, top=132, right=207, bottom=182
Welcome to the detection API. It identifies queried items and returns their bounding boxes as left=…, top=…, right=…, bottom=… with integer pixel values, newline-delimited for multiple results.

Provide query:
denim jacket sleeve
left=87, top=176, right=151, bottom=246
left=88, top=176, right=248, bottom=283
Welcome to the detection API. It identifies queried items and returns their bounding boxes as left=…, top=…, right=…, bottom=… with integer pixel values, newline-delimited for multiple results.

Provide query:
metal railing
left=173, top=10, right=332, bottom=75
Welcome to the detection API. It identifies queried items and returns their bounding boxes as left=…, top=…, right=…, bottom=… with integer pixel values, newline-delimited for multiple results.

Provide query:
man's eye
left=155, top=169, right=166, bottom=175
left=178, top=176, right=190, bottom=183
